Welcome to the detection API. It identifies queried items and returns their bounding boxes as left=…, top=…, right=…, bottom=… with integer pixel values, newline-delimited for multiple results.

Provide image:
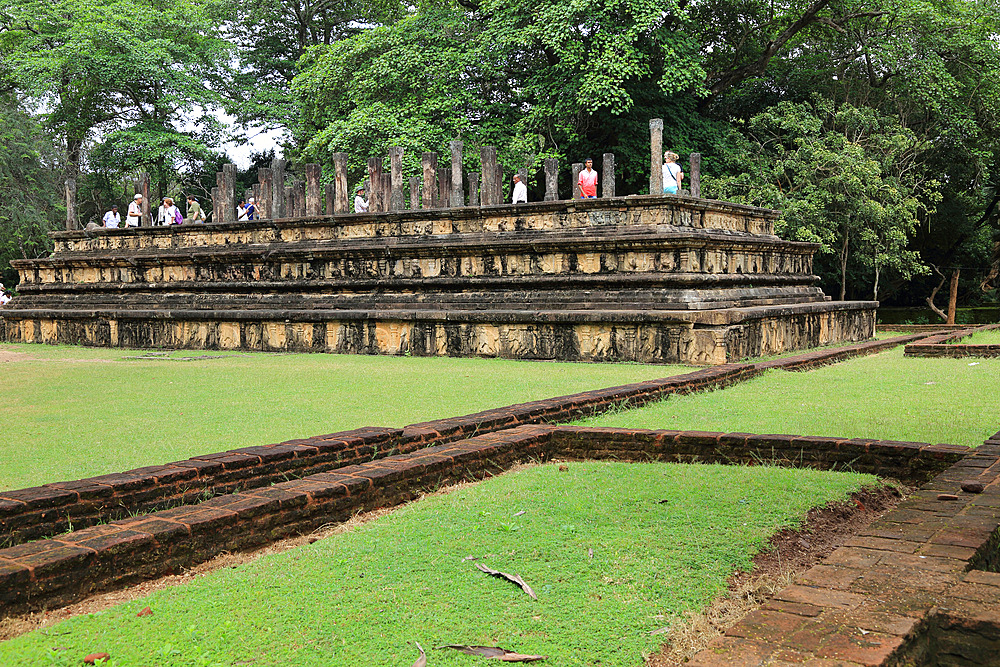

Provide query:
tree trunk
left=947, top=268, right=960, bottom=325
left=839, top=227, right=849, bottom=301
left=872, top=263, right=880, bottom=301
left=925, top=264, right=948, bottom=322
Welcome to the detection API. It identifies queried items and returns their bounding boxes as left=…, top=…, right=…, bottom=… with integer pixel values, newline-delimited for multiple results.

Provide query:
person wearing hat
left=102, top=205, right=121, bottom=228
left=184, top=195, right=206, bottom=224
left=246, top=197, right=256, bottom=220
left=127, top=194, right=143, bottom=227
left=354, top=187, right=369, bottom=213
left=0, top=289, right=11, bottom=307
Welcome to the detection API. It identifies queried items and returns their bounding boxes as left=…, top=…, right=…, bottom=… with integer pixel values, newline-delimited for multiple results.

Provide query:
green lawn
left=583, top=347, right=1000, bottom=446
left=950, top=328, right=1000, bottom=345
left=0, top=461, right=876, bottom=667
left=0, top=344, right=687, bottom=491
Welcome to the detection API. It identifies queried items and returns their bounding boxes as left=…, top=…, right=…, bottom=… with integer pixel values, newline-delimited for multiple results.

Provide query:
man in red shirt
left=578, top=158, right=598, bottom=198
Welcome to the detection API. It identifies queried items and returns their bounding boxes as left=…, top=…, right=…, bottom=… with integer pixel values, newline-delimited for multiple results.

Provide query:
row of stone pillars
left=62, top=121, right=701, bottom=229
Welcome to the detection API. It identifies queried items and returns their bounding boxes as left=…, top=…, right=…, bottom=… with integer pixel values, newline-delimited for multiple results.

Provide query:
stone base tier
left=2, top=195, right=877, bottom=364
left=0, top=300, right=875, bottom=365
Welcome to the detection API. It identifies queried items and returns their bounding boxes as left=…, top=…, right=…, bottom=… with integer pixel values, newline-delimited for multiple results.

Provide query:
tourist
left=237, top=200, right=248, bottom=222
left=156, top=197, right=179, bottom=226
left=127, top=194, right=143, bottom=227
left=663, top=151, right=684, bottom=195
left=246, top=197, right=256, bottom=220
left=102, top=205, right=120, bottom=229
left=0, top=289, right=10, bottom=306
left=354, top=187, right=369, bottom=213
left=578, top=158, right=598, bottom=198
left=512, top=174, right=528, bottom=204
left=184, top=195, right=206, bottom=224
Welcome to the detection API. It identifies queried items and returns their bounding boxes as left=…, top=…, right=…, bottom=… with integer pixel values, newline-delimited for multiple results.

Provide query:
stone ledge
left=0, top=425, right=976, bottom=619
left=903, top=323, right=1000, bottom=358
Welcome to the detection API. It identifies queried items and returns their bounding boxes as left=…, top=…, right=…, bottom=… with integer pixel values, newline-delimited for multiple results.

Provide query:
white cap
left=134, top=194, right=142, bottom=200
left=248, top=197, right=255, bottom=203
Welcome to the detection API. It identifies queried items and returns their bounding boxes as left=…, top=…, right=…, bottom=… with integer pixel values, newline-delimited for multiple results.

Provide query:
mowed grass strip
left=0, top=462, right=877, bottom=667
left=583, top=347, right=1000, bottom=446
left=0, top=344, right=686, bottom=491
left=950, top=328, right=1000, bottom=345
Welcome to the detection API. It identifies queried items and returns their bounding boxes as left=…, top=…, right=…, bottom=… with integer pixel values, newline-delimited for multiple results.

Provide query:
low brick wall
left=0, top=333, right=927, bottom=547
left=0, top=425, right=973, bottom=619
left=904, top=323, right=1000, bottom=358
left=686, top=437, right=1000, bottom=667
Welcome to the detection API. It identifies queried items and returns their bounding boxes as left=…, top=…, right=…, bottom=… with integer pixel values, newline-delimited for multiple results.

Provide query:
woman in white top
left=663, top=151, right=684, bottom=195
left=156, top=197, right=178, bottom=226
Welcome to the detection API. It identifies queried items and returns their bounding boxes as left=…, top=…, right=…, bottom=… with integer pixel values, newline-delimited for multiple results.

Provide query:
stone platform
left=0, top=195, right=876, bottom=364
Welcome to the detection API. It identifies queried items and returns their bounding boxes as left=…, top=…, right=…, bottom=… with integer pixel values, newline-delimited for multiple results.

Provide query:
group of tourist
left=100, top=194, right=213, bottom=228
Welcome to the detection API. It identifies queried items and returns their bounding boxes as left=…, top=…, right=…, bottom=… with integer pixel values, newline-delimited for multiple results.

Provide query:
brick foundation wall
left=0, top=424, right=972, bottom=619
left=0, top=333, right=927, bottom=547
left=904, top=323, right=1000, bottom=358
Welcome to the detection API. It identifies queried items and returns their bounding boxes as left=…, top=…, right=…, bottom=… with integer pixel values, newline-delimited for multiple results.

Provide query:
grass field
left=0, top=461, right=877, bottom=667
left=952, top=328, right=1000, bottom=345
left=0, top=344, right=688, bottom=491
left=583, top=346, right=1000, bottom=446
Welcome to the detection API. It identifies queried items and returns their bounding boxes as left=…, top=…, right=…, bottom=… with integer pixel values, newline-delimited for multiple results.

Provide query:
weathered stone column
left=367, top=158, right=383, bottom=212
left=284, top=185, right=293, bottom=218
left=215, top=171, right=229, bottom=223
left=271, top=159, right=287, bottom=218
left=251, top=185, right=261, bottom=215
left=689, top=152, right=701, bottom=198
left=409, top=176, right=420, bottom=210
left=305, top=163, right=322, bottom=216
left=602, top=153, right=615, bottom=198
left=449, top=140, right=464, bottom=207
left=138, top=172, right=151, bottom=226
left=388, top=147, right=405, bottom=211
left=332, top=153, right=349, bottom=213
left=480, top=146, right=497, bottom=206
left=543, top=158, right=558, bottom=201
left=572, top=162, right=584, bottom=199
left=325, top=183, right=335, bottom=215
left=295, top=180, right=307, bottom=217
left=650, top=118, right=663, bottom=195
left=496, top=167, right=503, bottom=204
left=421, top=152, right=437, bottom=209
left=380, top=173, right=392, bottom=212
left=211, top=187, right=220, bottom=222
left=437, top=167, right=451, bottom=208
left=65, top=178, right=77, bottom=230
left=468, top=172, right=480, bottom=206
left=224, top=164, right=238, bottom=222
left=258, top=168, right=273, bottom=219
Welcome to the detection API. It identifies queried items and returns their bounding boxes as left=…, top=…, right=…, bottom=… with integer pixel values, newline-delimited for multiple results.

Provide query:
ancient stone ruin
left=0, top=130, right=876, bottom=364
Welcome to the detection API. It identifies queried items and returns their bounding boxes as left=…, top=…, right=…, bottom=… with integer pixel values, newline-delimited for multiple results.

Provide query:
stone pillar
left=215, top=172, right=229, bottom=223
left=251, top=184, right=261, bottom=216
left=468, top=172, right=480, bottom=206
left=367, top=158, right=382, bottom=212
left=271, top=159, right=287, bottom=218
left=496, top=167, right=503, bottom=205
left=409, top=176, right=420, bottom=210
left=380, top=173, right=392, bottom=212
left=689, top=152, right=702, bottom=198
left=449, top=140, right=464, bottom=207
left=295, top=180, right=307, bottom=217
left=650, top=118, right=663, bottom=196
left=332, top=153, right=349, bottom=213
left=602, top=153, right=615, bottom=198
left=305, top=163, right=322, bottom=216
left=437, top=167, right=451, bottom=208
left=421, top=152, right=437, bottom=209
left=138, top=172, right=151, bottom=226
left=224, top=164, right=238, bottom=222
left=211, top=187, right=220, bottom=223
left=480, top=146, right=497, bottom=206
left=388, top=146, right=405, bottom=211
left=325, top=183, right=335, bottom=215
left=572, top=162, right=584, bottom=199
left=258, top=168, right=273, bottom=219
left=284, top=186, right=293, bottom=218
left=65, top=178, right=77, bottom=230
left=543, top=158, right=558, bottom=201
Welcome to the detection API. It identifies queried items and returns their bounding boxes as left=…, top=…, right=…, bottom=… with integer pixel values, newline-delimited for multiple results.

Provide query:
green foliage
left=0, top=96, right=60, bottom=286
left=0, top=461, right=875, bottom=665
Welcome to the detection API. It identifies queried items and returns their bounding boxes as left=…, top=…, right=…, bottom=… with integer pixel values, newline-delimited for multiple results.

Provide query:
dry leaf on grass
left=475, top=563, right=537, bottom=599
left=438, top=644, right=546, bottom=661
left=412, top=642, right=426, bottom=667
left=136, top=606, right=153, bottom=617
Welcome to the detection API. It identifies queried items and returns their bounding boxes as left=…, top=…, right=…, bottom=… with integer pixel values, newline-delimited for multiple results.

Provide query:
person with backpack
left=156, top=197, right=180, bottom=226
left=663, top=151, right=684, bottom=195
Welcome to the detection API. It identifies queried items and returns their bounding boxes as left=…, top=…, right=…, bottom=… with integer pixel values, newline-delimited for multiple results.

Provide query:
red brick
left=842, top=536, right=920, bottom=554
left=761, top=599, right=825, bottom=618
left=824, top=547, right=883, bottom=569
left=5, top=540, right=94, bottom=575
left=685, top=636, right=777, bottom=667
left=725, top=609, right=807, bottom=642
left=0, top=486, right=77, bottom=510
left=919, top=543, right=978, bottom=561
left=815, top=629, right=905, bottom=666
left=70, top=528, right=153, bottom=556
left=946, top=581, right=1000, bottom=604
left=963, top=570, right=1000, bottom=587
left=797, top=565, right=863, bottom=590
left=773, top=585, right=866, bottom=610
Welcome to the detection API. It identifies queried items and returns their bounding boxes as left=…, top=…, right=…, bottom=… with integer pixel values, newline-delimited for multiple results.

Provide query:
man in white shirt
left=354, top=187, right=369, bottom=213
left=102, top=205, right=121, bottom=228
left=127, top=194, right=143, bottom=227
left=512, top=174, right=528, bottom=204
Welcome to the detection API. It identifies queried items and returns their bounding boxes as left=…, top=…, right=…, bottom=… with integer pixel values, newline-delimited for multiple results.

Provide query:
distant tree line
left=2, top=0, right=999, bottom=312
